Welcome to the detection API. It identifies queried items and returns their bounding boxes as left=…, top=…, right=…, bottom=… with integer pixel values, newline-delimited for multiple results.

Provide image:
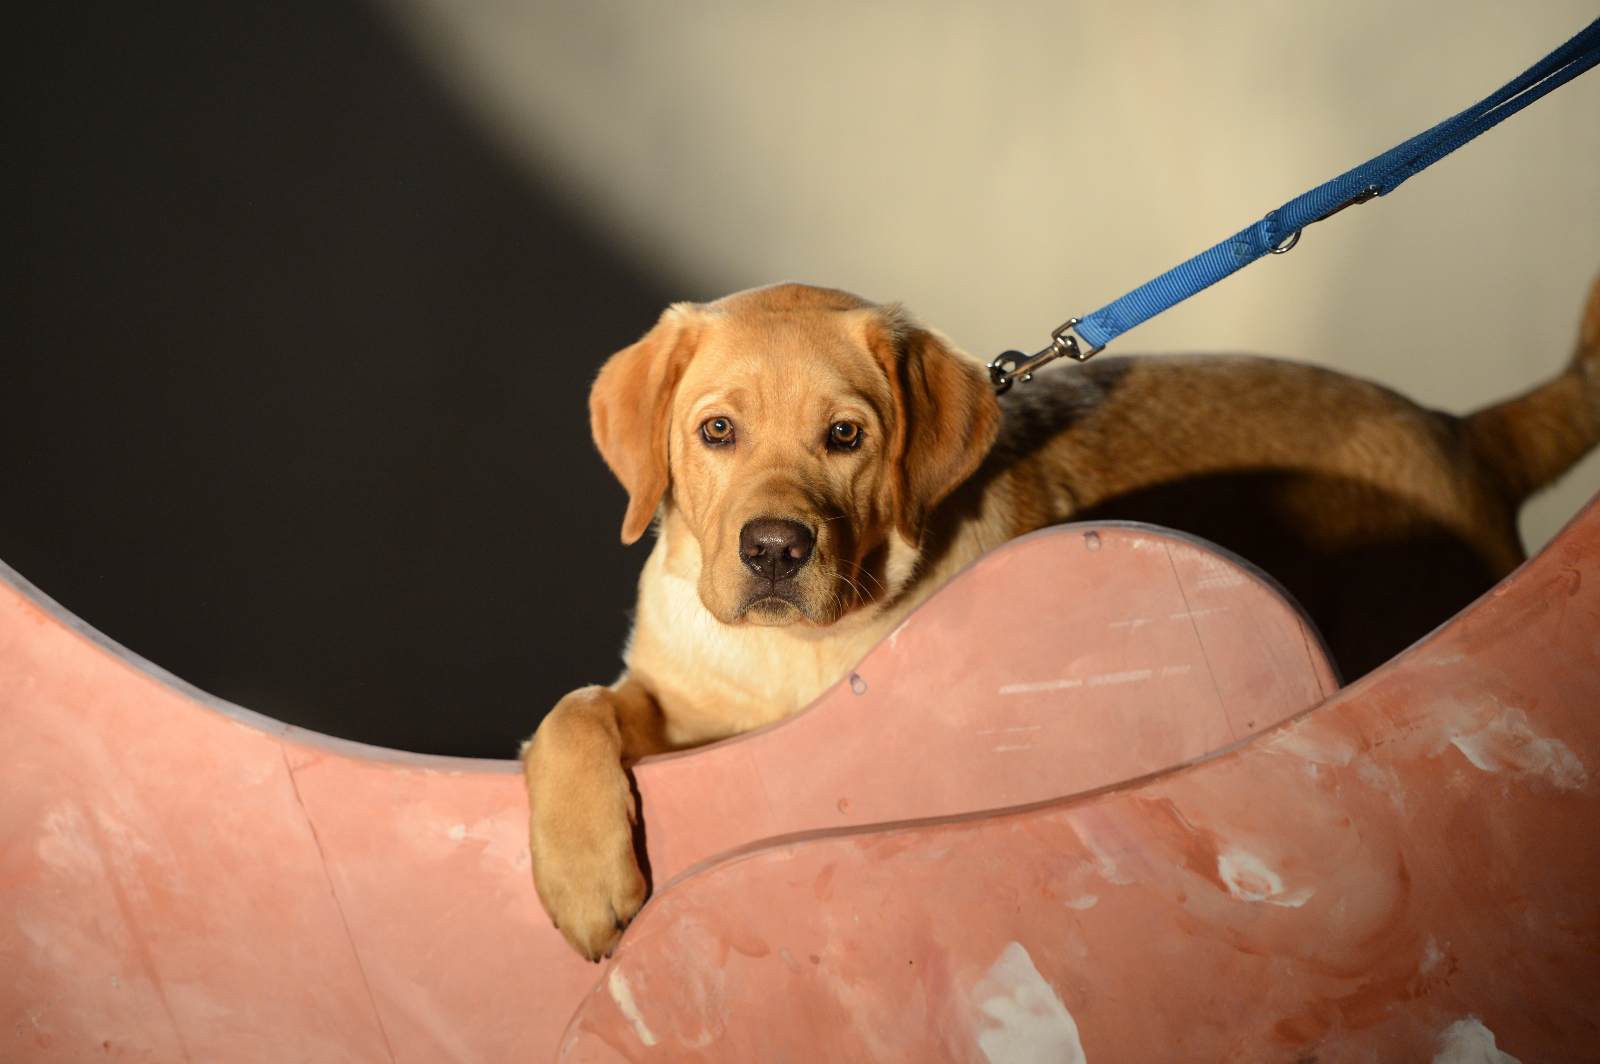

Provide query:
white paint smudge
left=1433, top=1017, right=1521, bottom=1063
left=1137, top=541, right=1245, bottom=588
left=1421, top=937, right=1444, bottom=973
left=36, top=804, right=104, bottom=882
left=422, top=812, right=531, bottom=872
left=1087, top=669, right=1153, bottom=687
left=607, top=968, right=657, bottom=1047
left=1449, top=707, right=1588, bottom=792
left=1266, top=729, right=1355, bottom=768
left=999, top=666, right=1193, bottom=694
left=1072, top=824, right=1135, bottom=886
left=972, top=942, right=1085, bottom=1064
left=1193, top=561, right=1245, bottom=590
left=999, top=678, right=1083, bottom=695
left=1356, top=756, right=1409, bottom=816
left=1217, top=848, right=1314, bottom=908
left=1170, top=607, right=1229, bottom=621
left=1064, top=895, right=1098, bottom=910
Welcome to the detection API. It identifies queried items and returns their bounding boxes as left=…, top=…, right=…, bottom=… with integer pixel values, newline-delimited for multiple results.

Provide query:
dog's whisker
left=854, top=567, right=886, bottom=594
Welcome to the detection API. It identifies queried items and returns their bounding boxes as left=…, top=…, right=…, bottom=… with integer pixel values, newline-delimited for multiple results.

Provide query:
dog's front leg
left=521, top=676, right=666, bottom=960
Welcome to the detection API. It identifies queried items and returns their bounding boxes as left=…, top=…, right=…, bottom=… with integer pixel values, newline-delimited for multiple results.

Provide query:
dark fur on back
left=988, top=360, right=1133, bottom=464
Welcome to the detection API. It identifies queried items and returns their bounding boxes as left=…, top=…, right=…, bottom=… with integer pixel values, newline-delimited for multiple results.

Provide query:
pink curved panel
left=632, top=523, right=1337, bottom=887
left=0, top=580, right=593, bottom=1061
left=561, top=498, right=1600, bottom=1062
left=2, top=522, right=1332, bottom=1061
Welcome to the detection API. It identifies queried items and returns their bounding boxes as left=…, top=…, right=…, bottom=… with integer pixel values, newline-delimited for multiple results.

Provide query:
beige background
left=380, top=0, right=1600, bottom=550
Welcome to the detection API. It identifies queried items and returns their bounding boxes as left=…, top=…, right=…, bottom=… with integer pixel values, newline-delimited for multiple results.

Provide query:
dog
left=524, top=275, right=1600, bottom=960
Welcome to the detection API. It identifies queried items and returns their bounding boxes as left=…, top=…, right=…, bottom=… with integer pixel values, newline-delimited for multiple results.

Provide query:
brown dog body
left=526, top=277, right=1600, bottom=959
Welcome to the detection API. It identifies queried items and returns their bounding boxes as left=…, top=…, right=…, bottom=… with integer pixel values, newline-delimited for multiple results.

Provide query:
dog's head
left=590, top=283, right=999, bottom=627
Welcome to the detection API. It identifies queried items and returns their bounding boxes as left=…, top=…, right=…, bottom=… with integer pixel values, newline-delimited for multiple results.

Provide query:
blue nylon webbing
left=1070, top=15, right=1600, bottom=352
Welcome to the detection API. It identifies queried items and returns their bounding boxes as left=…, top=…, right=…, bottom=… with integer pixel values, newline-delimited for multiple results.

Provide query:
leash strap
left=989, top=15, right=1600, bottom=393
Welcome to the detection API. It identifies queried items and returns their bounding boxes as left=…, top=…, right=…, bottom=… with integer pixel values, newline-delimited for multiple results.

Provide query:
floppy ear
left=869, top=310, right=1001, bottom=542
left=590, top=306, right=700, bottom=544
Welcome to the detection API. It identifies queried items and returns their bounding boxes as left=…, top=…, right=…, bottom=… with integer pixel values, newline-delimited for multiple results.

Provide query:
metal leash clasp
left=988, top=318, right=1104, bottom=394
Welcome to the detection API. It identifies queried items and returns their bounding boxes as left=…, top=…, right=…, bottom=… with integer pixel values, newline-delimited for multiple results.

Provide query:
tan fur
left=525, top=275, right=1600, bottom=960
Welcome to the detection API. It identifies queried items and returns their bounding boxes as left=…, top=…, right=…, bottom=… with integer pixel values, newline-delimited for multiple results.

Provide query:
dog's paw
left=527, top=752, right=648, bottom=961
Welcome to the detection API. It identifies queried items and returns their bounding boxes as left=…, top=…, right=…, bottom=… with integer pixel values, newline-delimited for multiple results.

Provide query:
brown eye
left=701, top=416, right=735, bottom=445
left=828, top=421, right=862, bottom=450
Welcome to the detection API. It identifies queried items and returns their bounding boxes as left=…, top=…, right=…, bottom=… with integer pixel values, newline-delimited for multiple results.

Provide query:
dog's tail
left=1464, top=270, right=1600, bottom=504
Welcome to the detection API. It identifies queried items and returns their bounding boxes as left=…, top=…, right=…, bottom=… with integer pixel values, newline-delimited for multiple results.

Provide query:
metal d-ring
left=1270, top=229, right=1301, bottom=254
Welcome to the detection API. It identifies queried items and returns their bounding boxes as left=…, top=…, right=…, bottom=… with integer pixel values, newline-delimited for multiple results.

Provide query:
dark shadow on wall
left=2, top=1, right=703, bottom=757
left=1075, top=470, right=1502, bottom=682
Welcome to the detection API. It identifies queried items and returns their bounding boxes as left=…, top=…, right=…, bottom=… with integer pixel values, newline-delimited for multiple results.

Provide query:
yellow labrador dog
left=525, top=277, right=1600, bottom=960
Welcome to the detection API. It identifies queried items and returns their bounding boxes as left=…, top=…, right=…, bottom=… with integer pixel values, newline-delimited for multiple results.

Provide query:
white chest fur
left=623, top=526, right=901, bottom=747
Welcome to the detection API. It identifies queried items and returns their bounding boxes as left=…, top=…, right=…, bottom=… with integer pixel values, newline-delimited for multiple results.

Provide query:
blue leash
left=990, top=14, right=1600, bottom=393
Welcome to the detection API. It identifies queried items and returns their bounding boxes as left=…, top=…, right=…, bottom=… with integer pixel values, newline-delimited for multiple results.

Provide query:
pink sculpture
left=2, top=496, right=1595, bottom=1061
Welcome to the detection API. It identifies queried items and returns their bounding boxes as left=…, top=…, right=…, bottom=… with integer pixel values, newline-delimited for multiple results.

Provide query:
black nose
left=739, top=518, right=815, bottom=580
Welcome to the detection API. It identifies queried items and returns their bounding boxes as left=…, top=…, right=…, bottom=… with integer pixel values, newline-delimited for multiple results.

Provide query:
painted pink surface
left=563, top=500, right=1600, bottom=1062
left=0, top=591, right=591, bottom=1061
left=1, top=522, right=1333, bottom=1060
left=634, top=523, right=1338, bottom=886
